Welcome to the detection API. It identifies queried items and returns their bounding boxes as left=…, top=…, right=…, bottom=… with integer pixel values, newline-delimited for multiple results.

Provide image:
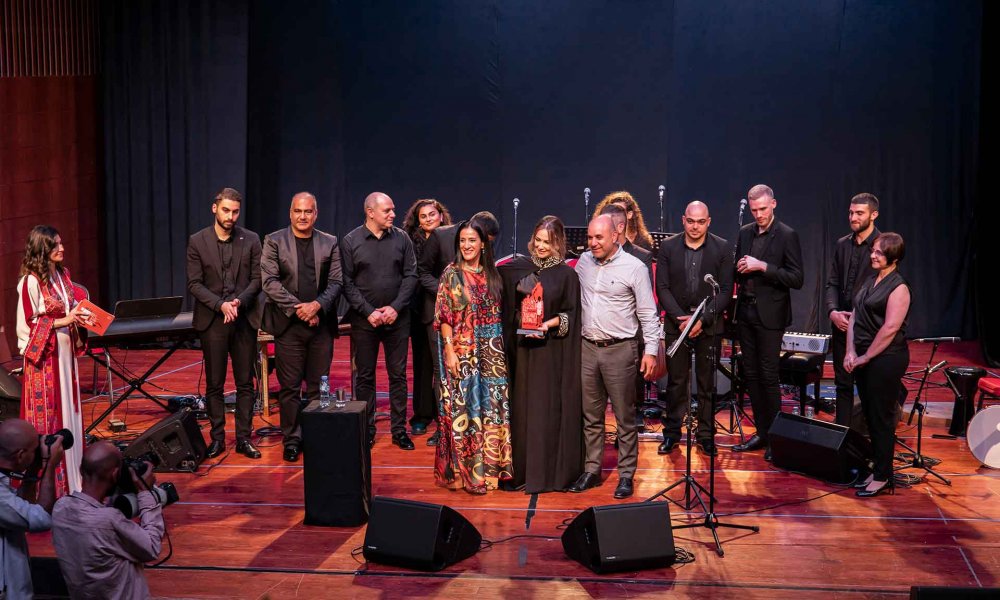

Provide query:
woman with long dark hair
left=594, top=191, right=654, bottom=250
left=15, top=225, right=89, bottom=495
left=845, top=232, right=910, bottom=498
left=500, top=216, right=583, bottom=493
left=434, top=221, right=512, bottom=494
left=402, top=199, right=453, bottom=439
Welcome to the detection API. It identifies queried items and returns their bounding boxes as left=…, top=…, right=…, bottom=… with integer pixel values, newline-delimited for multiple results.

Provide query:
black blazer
left=186, top=225, right=262, bottom=332
left=824, top=228, right=880, bottom=315
left=734, top=219, right=804, bottom=329
left=260, top=227, right=343, bottom=336
left=656, top=232, right=732, bottom=335
left=622, top=240, right=654, bottom=283
left=415, top=224, right=459, bottom=324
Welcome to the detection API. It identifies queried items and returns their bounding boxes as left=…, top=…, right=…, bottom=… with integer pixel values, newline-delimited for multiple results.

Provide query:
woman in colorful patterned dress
left=15, top=225, right=89, bottom=495
left=434, top=221, right=512, bottom=494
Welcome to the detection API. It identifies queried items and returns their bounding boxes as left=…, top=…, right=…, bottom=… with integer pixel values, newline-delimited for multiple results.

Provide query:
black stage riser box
left=363, top=496, right=481, bottom=571
left=769, top=412, right=873, bottom=484
left=562, top=501, right=676, bottom=574
left=302, top=400, right=371, bottom=526
left=910, top=586, right=1000, bottom=599
left=124, top=407, right=206, bottom=472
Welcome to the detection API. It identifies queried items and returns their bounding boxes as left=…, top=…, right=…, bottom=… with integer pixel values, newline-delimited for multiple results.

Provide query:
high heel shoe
left=852, top=474, right=874, bottom=489
left=856, top=479, right=894, bottom=498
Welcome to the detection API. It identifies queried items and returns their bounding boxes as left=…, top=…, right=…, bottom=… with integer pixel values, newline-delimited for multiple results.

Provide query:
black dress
left=500, top=256, right=583, bottom=493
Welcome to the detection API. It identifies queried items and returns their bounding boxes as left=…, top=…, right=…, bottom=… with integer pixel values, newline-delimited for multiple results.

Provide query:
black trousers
left=737, top=303, right=784, bottom=441
left=831, top=327, right=856, bottom=427
left=274, top=320, right=333, bottom=448
left=855, top=348, right=908, bottom=481
left=351, top=313, right=410, bottom=438
left=409, top=314, right=438, bottom=426
left=199, top=316, right=256, bottom=444
left=661, top=332, right=718, bottom=442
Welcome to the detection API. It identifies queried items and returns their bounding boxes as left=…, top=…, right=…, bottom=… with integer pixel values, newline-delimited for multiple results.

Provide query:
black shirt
left=852, top=270, right=908, bottom=355
left=295, top=235, right=317, bottom=303
left=217, top=236, right=235, bottom=300
left=744, top=222, right=774, bottom=295
left=684, top=243, right=704, bottom=308
left=341, top=225, right=418, bottom=317
left=825, top=228, right=880, bottom=314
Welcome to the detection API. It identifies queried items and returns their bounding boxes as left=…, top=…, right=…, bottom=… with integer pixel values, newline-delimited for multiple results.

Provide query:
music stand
left=85, top=297, right=191, bottom=433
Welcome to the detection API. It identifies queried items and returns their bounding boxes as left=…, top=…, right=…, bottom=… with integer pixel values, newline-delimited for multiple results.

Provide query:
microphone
left=913, top=337, right=960, bottom=343
left=740, top=198, right=747, bottom=209
left=927, top=360, right=948, bottom=375
left=584, top=187, right=590, bottom=199
left=658, top=185, right=665, bottom=199
left=704, top=273, right=720, bottom=288
left=513, top=197, right=520, bottom=209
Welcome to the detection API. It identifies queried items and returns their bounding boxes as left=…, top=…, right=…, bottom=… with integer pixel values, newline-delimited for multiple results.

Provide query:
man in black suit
left=186, top=188, right=262, bottom=459
left=415, top=211, right=500, bottom=447
left=261, top=192, right=343, bottom=462
left=825, top=193, right=880, bottom=428
left=732, top=184, right=804, bottom=460
left=655, top=201, right=732, bottom=456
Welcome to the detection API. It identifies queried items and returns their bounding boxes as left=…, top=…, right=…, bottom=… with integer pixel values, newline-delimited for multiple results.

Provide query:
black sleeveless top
left=852, top=270, right=909, bottom=355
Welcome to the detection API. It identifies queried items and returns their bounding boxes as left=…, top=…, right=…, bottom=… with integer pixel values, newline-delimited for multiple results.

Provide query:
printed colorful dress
left=16, top=269, right=86, bottom=495
left=433, top=264, right=512, bottom=493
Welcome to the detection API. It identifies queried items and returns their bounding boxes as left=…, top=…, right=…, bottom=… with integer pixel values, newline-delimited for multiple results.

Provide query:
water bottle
left=319, top=376, right=331, bottom=409
left=804, top=405, right=816, bottom=419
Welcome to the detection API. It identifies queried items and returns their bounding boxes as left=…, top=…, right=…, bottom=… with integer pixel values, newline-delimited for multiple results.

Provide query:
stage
left=26, top=341, right=1000, bottom=599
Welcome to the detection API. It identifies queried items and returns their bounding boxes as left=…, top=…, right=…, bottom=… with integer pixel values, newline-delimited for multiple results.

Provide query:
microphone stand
left=648, top=289, right=759, bottom=557
left=584, top=187, right=591, bottom=224
left=658, top=185, right=665, bottom=232
left=512, top=197, right=521, bottom=257
left=894, top=348, right=951, bottom=486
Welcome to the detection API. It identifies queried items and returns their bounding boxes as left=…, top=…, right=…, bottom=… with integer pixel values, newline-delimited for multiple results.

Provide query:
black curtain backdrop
left=102, top=0, right=982, bottom=340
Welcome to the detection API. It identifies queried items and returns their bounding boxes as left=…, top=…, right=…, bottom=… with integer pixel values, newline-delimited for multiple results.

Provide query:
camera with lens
left=110, top=450, right=179, bottom=518
left=36, top=428, right=74, bottom=463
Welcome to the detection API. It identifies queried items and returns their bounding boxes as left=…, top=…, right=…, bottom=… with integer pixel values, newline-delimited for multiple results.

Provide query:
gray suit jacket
left=260, top=227, right=343, bottom=336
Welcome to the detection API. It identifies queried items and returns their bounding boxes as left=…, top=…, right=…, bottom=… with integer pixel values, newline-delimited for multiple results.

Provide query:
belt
left=583, top=337, right=631, bottom=348
left=741, top=294, right=758, bottom=305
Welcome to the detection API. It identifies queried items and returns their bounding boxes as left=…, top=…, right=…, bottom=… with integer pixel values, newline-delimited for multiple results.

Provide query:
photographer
left=52, top=442, right=164, bottom=600
left=0, top=419, right=64, bottom=600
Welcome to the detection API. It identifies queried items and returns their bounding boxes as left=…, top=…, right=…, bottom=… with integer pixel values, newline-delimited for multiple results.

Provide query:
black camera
left=110, top=451, right=179, bottom=517
left=36, top=428, right=74, bottom=463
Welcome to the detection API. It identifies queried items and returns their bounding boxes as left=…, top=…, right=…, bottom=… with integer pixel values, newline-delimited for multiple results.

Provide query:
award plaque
left=517, top=281, right=545, bottom=335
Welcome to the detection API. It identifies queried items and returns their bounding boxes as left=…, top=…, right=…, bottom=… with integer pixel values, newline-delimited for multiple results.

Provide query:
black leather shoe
left=732, top=434, right=765, bottom=453
left=392, top=432, right=415, bottom=450
left=283, top=445, right=300, bottom=462
left=236, top=440, right=261, bottom=459
left=698, top=439, right=718, bottom=456
left=411, top=422, right=427, bottom=435
left=657, top=436, right=679, bottom=454
left=206, top=440, right=225, bottom=458
left=764, top=445, right=773, bottom=462
left=426, top=429, right=441, bottom=447
left=568, top=472, right=601, bottom=493
left=613, top=477, right=634, bottom=499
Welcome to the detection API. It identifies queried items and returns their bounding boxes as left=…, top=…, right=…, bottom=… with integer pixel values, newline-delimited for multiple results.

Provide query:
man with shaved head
left=571, top=215, right=661, bottom=499
left=655, top=201, right=732, bottom=456
left=0, top=418, right=63, bottom=599
left=341, top=192, right=418, bottom=450
left=52, top=441, right=163, bottom=600
left=261, top=191, right=344, bottom=461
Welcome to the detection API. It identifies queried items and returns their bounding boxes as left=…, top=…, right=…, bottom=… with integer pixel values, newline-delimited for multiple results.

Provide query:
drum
left=945, top=366, right=986, bottom=436
left=967, top=406, right=1000, bottom=468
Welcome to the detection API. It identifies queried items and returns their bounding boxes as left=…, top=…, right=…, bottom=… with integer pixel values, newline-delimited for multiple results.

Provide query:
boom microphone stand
left=894, top=351, right=951, bottom=485
left=512, top=197, right=520, bottom=257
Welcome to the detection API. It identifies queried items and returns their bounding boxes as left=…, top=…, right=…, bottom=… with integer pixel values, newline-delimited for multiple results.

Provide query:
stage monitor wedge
left=769, top=412, right=873, bottom=484
left=363, top=496, right=481, bottom=571
left=562, top=501, right=676, bottom=574
left=123, top=407, right=207, bottom=472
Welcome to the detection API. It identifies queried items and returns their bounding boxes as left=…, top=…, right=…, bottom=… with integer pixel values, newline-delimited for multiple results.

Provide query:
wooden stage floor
left=25, top=341, right=1000, bottom=598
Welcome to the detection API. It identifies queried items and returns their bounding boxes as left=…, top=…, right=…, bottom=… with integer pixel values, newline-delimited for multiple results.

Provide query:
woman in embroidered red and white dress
left=15, top=225, right=89, bottom=495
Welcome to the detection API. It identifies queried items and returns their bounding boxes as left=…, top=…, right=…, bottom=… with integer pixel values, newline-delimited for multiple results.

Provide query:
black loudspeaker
left=769, top=412, right=873, bottom=484
left=363, top=496, right=481, bottom=571
left=910, top=586, right=1000, bottom=599
left=562, top=501, right=676, bottom=574
left=124, top=408, right=207, bottom=472
left=0, top=366, right=21, bottom=400
left=302, top=400, right=370, bottom=526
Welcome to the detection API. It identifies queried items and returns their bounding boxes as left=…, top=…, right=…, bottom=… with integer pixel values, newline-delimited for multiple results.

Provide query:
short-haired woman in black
left=845, top=232, right=910, bottom=498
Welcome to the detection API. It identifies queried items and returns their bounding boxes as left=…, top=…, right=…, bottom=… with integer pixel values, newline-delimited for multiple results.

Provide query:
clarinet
left=729, top=198, right=748, bottom=326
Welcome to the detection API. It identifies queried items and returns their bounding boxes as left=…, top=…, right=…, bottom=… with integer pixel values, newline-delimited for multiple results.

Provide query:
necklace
left=531, top=255, right=561, bottom=270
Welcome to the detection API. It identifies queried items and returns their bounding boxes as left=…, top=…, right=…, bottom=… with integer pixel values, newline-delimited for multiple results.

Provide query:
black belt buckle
left=586, top=337, right=627, bottom=348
